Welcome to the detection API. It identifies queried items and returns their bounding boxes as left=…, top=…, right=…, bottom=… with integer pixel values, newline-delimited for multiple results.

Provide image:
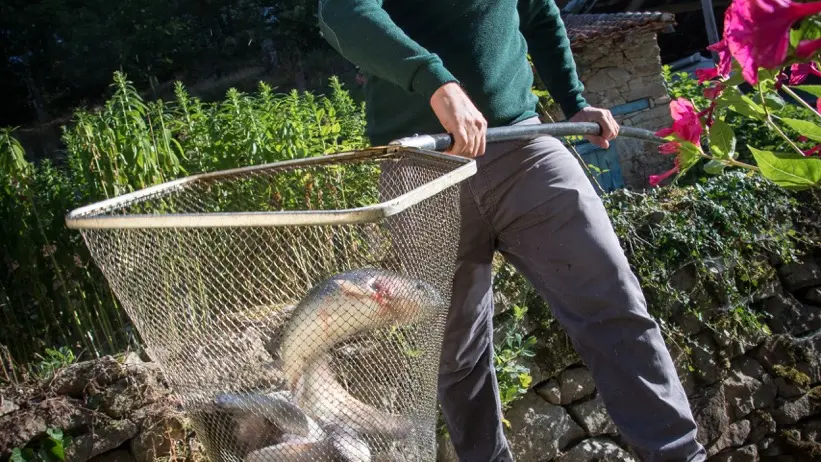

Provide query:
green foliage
left=10, top=427, right=72, bottom=462
left=490, top=171, right=814, bottom=357
left=493, top=305, right=537, bottom=413
left=1, top=71, right=368, bottom=368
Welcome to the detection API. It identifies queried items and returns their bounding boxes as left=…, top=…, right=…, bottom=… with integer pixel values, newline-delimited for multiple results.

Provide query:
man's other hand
left=430, top=82, right=488, bottom=158
left=568, top=106, right=619, bottom=149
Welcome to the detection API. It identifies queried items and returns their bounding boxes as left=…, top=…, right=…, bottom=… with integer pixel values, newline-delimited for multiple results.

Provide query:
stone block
left=777, top=259, right=821, bottom=292
left=504, top=391, right=586, bottom=461
left=568, top=394, right=618, bottom=437
left=708, top=419, right=751, bottom=457
left=584, top=70, right=617, bottom=94
left=555, top=437, right=637, bottom=462
left=559, top=367, right=596, bottom=405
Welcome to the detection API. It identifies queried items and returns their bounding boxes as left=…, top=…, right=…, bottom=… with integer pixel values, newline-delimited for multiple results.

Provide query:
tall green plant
left=1, top=71, right=371, bottom=369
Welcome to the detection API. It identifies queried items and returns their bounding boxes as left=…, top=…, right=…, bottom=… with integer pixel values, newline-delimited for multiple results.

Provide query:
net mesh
left=70, top=148, right=467, bottom=461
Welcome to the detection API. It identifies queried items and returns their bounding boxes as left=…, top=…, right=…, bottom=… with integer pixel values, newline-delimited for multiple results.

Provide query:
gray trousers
left=435, top=117, right=707, bottom=462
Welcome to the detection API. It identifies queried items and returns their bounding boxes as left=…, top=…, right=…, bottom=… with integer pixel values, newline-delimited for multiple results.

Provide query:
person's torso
left=363, top=0, right=540, bottom=145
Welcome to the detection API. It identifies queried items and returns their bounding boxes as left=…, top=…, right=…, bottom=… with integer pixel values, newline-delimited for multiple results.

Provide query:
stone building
left=544, top=12, right=678, bottom=191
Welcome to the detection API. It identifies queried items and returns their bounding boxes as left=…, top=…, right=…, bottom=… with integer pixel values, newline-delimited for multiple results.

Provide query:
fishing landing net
left=65, top=146, right=475, bottom=461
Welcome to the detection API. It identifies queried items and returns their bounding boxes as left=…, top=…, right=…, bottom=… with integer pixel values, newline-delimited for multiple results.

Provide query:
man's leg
left=437, top=168, right=514, bottom=462
left=480, top=128, right=706, bottom=461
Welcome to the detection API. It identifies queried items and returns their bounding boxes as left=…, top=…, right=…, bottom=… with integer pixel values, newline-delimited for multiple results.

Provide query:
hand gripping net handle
left=389, top=121, right=666, bottom=151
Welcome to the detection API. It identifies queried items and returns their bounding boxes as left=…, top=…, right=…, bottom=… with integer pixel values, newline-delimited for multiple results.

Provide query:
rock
left=722, top=369, right=777, bottom=421
left=803, top=287, right=821, bottom=304
left=710, top=444, right=758, bottom=462
left=558, top=367, right=595, bottom=405
left=130, top=406, right=187, bottom=462
left=605, top=68, right=632, bottom=86
left=0, top=396, right=94, bottom=457
left=591, top=52, right=628, bottom=69
left=535, top=379, right=562, bottom=406
left=777, top=259, right=821, bottom=292
left=585, top=70, right=617, bottom=94
left=732, top=356, right=766, bottom=382
left=0, top=398, right=18, bottom=418
left=692, top=385, right=730, bottom=448
left=627, top=82, right=668, bottom=103
left=747, top=410, right=776, bottom=444
left=534, top=328, right=581, bottom=380
left=51, top=356, right=128, bottom=397
left=754, top=333, right=821, bottom=387
left=708, top=419, right=751, bottom=457
left=801, top=418, right=821, bottom=442
left=122, top=352, right=143, bottom=365
left=89, top=450, right=136, bottom=462
left=772, top=390, right=821, bottom=425
left=90, top=375, right=166, bottom=420
left=555, top=437, right=637, bottom=462
left=780, top=427, right=821, bottom=460
left=568, top=394, right=617, bottom=437
left=762, top=293, right=821, bottom=336
left=504, top=391, right=586, bottom=461
left=65, top=419, right=138, bottom=461
left=775, top=377, right=807, bottom=399
left=691, top=332, right=724, bottom=385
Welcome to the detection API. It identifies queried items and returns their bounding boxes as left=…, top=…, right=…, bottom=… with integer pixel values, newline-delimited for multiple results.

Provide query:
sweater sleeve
left=318, top=0, right=458, bottom=101
left=518, top=0, right=589, bottom=118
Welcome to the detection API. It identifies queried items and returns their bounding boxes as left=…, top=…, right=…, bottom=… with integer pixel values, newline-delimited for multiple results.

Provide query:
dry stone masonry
left=546, top=13, right=678, bottom=191
left=437, top=251, right=821, bottom=461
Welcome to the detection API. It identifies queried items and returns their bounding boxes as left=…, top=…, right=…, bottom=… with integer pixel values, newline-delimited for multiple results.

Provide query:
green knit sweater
left=318, top=0, right=589, bottom=146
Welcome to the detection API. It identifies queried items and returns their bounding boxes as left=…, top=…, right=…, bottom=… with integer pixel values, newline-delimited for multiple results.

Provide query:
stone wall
left=0, top=354, right=201, bottom=462
left=547, top=30, right=676, bottom=191
left=3, top=260, right=819, bottom=462
left=438, top=254, right=821, bottom=461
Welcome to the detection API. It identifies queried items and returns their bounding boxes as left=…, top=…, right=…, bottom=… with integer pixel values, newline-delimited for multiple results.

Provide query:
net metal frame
left=66, top=145, right=476, bottom=462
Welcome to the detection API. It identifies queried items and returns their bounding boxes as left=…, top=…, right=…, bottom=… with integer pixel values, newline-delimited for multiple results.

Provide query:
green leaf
left=780, top=118, right=821, bottom=142
left=749, top=145, right=821, bottom=189
left=704, top=159, right=728, bottom=175
left=719, top=87, right=766, bottom=120
left=709, top=119, right=737, bottom=160
left=789, top=84, right=821, bottom=99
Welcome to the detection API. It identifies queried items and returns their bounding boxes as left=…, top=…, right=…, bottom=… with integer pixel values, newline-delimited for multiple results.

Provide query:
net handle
left=388, top=121, right=665, bottom=152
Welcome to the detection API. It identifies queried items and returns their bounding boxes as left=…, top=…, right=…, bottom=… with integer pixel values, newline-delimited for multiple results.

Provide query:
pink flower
left=789, top=61, right=821, bottom=84
left=796, top=38, right=821, bottom=59
left=798, top=135, right=810, bottom=142
left=696, top=67, right=719, bottom=84
left=803, top=144, right=821, bottom=156
left=659, top=141, right=682, bottom=155
left=655, top=98, right=703, bottom=145
left=649, top=158, right=681, bottom=187
left=703, top=82, right=725, bottom=100
left=722, top=0, right=821, bottom=85
left=707, top=39, right=733, bottom=78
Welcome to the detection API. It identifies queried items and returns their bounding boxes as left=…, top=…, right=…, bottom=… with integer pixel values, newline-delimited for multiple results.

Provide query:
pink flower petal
left=659, top=142, right=681, bottom=154
left=696, top=67, right=719, bottom=84
left=655, top=127, right=675, bottom=137
left=797, top=38, right=821, bottom=59
left=722, top=0, right=821, bottom=85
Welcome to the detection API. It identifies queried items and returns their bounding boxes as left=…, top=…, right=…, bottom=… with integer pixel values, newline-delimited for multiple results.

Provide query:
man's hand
left=430, top=82, right=488, bottom=158
left=568, top=106, right=619, bottom=149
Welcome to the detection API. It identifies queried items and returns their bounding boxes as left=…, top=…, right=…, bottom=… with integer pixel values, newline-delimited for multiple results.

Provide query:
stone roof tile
left=562, top=12, right=677, bottom=46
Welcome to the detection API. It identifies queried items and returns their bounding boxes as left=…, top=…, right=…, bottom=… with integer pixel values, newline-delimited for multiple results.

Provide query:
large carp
left=278, top=267, right=444, bottom=390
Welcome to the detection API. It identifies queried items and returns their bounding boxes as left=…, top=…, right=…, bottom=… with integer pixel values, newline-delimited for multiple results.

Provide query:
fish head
left=368, top=273, right=445, bottom=323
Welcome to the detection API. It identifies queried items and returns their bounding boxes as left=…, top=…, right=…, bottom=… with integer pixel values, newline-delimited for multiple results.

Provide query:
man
left=317, top=1, right=707, bottom=461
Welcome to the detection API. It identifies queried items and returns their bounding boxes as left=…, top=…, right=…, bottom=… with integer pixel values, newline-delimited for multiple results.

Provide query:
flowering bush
left=651, top=0, right=821, bottom=189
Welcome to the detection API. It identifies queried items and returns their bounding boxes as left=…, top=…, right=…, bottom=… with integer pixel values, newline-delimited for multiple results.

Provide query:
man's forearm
left=518, top=0, right=589, bottom=118
left=318, top=0, right=458, bottom=101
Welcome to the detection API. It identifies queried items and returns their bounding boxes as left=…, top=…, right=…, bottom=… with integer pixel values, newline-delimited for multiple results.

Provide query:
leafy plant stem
left=759, top=82, right=806, bottom=157
left=782, top=85, right=821, bottom=120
